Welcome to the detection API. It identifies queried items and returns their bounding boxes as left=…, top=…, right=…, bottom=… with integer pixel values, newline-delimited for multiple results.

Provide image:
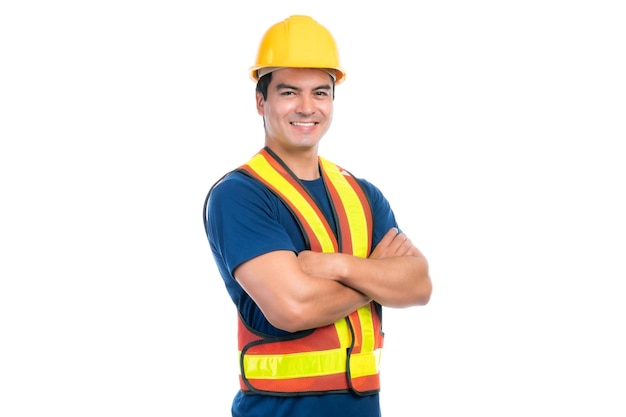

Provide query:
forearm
left=300, top=250, right=431, bottom=308
left=293, top=277, right=371, bottom=330
left=236, top=250, right=371, bottom=333
left=337, top=253, right=431, bottom=307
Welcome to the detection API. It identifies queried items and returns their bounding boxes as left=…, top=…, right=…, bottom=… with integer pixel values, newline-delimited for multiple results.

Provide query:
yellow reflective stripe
left=350, top=348, right=382, bottom=377
left=247, top=153, right=336, bottom=253
left=357, top=305, right=375, bottom=352
left=333, top=317, right=351, bottom=348
left=241, top=348, right=382, bottom=379
left=319, top=158, right=368, bottom=258
left=243, top=347, right=346, bottom=378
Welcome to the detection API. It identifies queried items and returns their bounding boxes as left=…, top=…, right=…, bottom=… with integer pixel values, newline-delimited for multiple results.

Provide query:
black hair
left=255, top=70, right=336, bottom=100
left=255, top=71, right=273, bottom=100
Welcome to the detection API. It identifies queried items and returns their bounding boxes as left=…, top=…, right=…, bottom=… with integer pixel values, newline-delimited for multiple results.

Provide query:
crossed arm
left=233, top=228, right=432, bottom=333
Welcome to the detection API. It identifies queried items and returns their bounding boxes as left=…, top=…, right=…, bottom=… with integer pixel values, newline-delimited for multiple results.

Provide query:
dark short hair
left=255, top=72, right=273, bottom=100
left=255, top=71, right=336, bottom=100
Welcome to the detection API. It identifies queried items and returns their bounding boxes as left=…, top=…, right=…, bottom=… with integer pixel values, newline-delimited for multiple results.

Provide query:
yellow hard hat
left=250, top=15, right=346, bottom=84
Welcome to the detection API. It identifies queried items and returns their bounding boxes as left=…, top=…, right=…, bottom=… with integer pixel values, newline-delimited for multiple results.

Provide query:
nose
left=295, top=95, right=315, bottom=116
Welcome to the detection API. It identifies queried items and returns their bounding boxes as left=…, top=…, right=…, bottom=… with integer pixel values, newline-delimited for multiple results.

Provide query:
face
left=256, top=68, right=334, bottom=153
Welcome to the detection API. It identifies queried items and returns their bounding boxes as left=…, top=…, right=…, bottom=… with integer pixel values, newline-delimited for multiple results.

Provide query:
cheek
left=323, top=103, right=334, bottom=119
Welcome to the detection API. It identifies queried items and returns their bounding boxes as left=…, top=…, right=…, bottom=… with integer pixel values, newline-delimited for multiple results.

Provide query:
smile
left=291, top=122, right=316, bottom=127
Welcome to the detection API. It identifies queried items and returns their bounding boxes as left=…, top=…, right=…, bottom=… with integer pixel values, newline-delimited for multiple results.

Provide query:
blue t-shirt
left=205, top=167, right=398, bottom=417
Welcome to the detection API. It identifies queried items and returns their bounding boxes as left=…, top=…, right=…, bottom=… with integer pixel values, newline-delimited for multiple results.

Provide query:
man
left=203, top=15, right=432, bottom=417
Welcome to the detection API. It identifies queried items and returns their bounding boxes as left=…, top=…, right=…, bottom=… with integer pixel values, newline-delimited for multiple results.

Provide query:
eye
left=280, top=90, right=296, bottom=96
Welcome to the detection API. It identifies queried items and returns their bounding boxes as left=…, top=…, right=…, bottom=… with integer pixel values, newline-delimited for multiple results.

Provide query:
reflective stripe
left=351, top=348, right=382, bottom=377
left=357, top=304, right=375, bottom=352
left=241, top=348, right=382, bottom=379
left=319, top=157, right=369, bottom=258
left=245, top=152, right=337, bottom=253
left=334, top=318, right=352, bottom=348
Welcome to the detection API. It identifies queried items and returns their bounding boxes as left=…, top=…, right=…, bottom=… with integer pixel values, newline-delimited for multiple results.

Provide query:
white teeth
left=291, top=122, right=315, bottom=126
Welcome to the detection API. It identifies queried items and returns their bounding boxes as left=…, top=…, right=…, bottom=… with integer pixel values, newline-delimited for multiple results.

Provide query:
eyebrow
left=275, top=83, right=333, bottom=93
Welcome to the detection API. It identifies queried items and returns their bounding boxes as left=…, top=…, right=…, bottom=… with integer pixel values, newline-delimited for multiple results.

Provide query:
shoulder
left=350, top=176, right=390, bottom=211
left=329, top=158, right=385, bottom=202
left=354, top=177, right=383, bottom=197
left=209, top=170, right=259, bottom=196
left=324, top=158, right=392, bottom=215
left=208, top=170, right=276, bottom=211
left=205, top=169, right=286, bottom=234
left=349, top=175, right=398, bottom=243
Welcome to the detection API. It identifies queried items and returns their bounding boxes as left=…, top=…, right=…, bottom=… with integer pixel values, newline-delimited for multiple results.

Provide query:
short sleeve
left=206, top=171, right=297, bottom=277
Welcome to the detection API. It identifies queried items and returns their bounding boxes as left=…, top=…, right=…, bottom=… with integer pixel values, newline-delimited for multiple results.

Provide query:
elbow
left=415, top=276, right=432, bottom=306
left=264, top=303, right=310, bottom=333
left=415, top=256, right=432, bottom=305
left=383, top=276, right=432, bottom=308
left=405, top=270, right=432, bottom=307
left=407, top=258, right=432, bottom=306
left=270, top=318, right=306, bottom=334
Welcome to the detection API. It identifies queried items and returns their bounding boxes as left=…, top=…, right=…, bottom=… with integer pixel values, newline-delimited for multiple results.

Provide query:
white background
left=1, top=1, right=625, bottom=416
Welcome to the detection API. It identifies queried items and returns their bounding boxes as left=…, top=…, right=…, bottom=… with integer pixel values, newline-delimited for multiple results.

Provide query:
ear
left=255, top=91, right=264, bottom=116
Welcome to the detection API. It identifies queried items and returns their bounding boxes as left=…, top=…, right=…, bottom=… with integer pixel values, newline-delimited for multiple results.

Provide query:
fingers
left=379, top=227, right=399, bottom=246
left=371, top=228, right=415, bottom=258
left=387, top=228, right=422, bottom=257
left=392, top=231, right=413, bottom=256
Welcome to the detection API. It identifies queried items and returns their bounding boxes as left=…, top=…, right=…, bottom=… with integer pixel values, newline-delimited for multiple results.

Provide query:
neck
left=265, top=145, right=320, bottom=180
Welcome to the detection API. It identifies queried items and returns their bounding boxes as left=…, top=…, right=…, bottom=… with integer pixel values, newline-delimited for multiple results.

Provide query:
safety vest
left=236, top=147, right=384, bottom=396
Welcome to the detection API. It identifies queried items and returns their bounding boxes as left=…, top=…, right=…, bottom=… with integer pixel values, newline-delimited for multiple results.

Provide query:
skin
left=234, top=68, right=432, bottom=332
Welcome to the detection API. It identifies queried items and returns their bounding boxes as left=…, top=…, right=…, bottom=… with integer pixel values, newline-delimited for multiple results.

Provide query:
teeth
left=291, top=122, right=315, bottom=126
